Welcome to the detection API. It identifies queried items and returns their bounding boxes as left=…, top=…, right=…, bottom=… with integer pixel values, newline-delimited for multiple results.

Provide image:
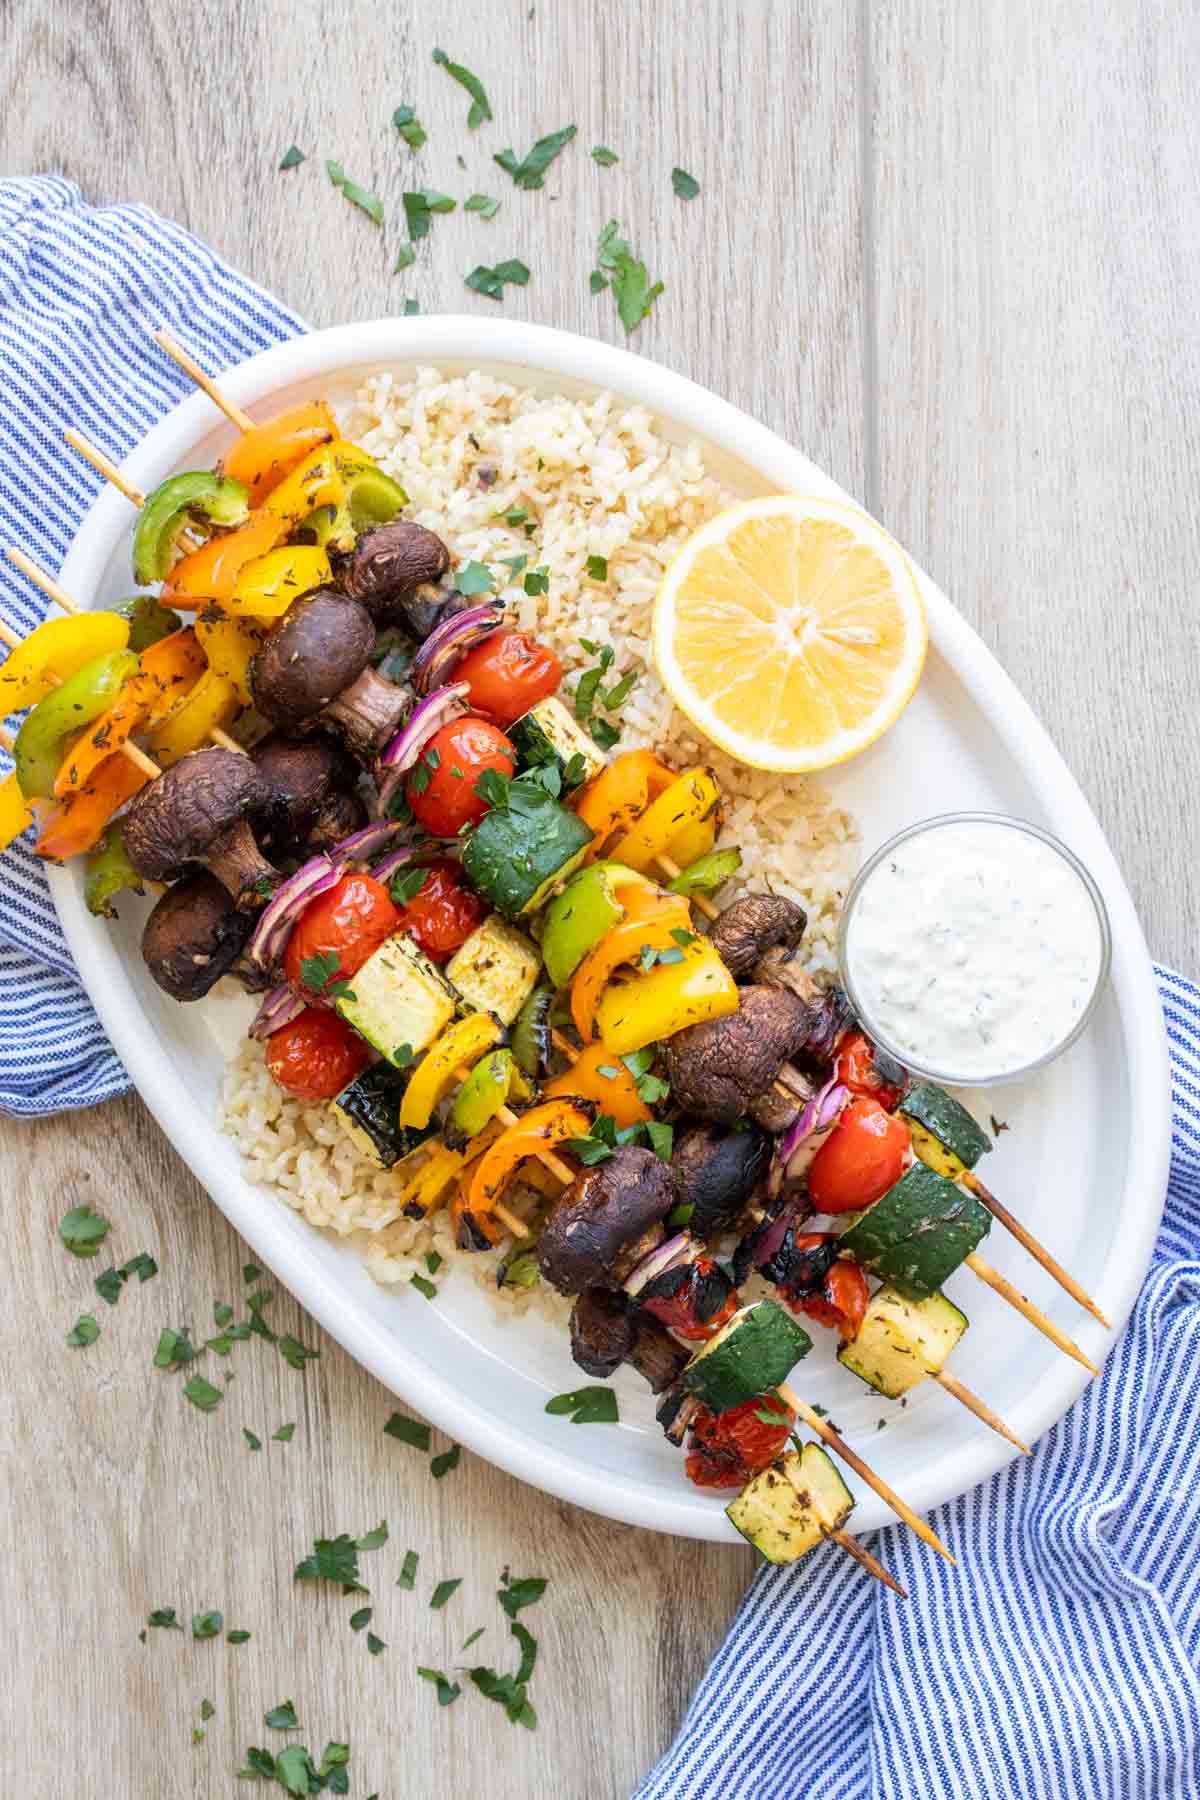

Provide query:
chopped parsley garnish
left=544, top=1386, right=619, bottom=1425
left=498, top=1573, right=547, bottom=1618
left=147, top=1607, right=181, bottom=1630
left=426, top=1251, right=443, bottom=1274
left=408, top=753, right=436, bottom=797
left=389, top=865, right=429, bottom=907
left=397, top=1549, right=419, bottom=1590
left=294, top=1522, right=386, bottom=1591
left=500, top=552, right=528, bottom=580
left=272, top=1423, right=295, bottom=1443
left=495, top=124, right=577, bottom=189
left=430, top=1578, right=462, bottom=1610
left=523, top=563, right=549, bottom=595
left=227, top=1629, right=251, bottom=1644
left=265, top=1700, right=299, bottom=1731
left=594, top=218, right=663, bottom=333
left=278, top=145, right=305, bottom=171
left=465, top=259, right=530, bottom=299
left=383, top=1412, right=431, bottom=1451
left=244, top=1263, right=262, bottom=1283
left=462, top=1627, right=485, bottom=1649
left=94, top=1268, right=124, bottom=1305
left=298, top=949, right=354, bottom=1003
left=59, top=1202, right=111, bottom=1259
left=432, top=48, right=493, bottom=129
left=672, top=166, right=701, bottom=199
left=238, top=1748, right=276, bottom=1780
left=589, top=271, right=607, bottom=294
left=621, top=1046, right=670, bottom=1105
left=247, top=1291, right=277, bottom=1342
left=243, top=1427, right=263, bottom=1452
left=279, top=1333, right=319, bottom=1371
left=591, top=717, right=620, bottom=751
left=500, top=1250, right=540, bottom=1290
left=192, top=1610, right=223, bottom=1640
left=153, top=1326, right=195, bottom=1370
left=638, top=943, right=684, bottom=971
left=410, top=1272, right=437, bottom=1301
left=183, top=1375, right=223, bottom=1412
left=403, top=188, right=456, bottom=240
left=277, top=1745, right=320, bottom=1792
left=394, top=243, right=416, bottom=273
left=468, top=1665, right=536, bottom=1730
left=403, top=298, right=420, bottom=316
left=431, top=1444, right=461, bottom=1479
left=417, top=1667, right=462, bottom=1706
left=666, top=1200, right=695, bottom=1228
left=473, top=766, right=511, bottom=809
left=456, top=559, right=496, bottom=594
left=357, top=1520, right=390, bottom=1551
left=367, top=1632, right=387, bottom=1656
left=349, top=1607, right=372, bottom=1632
left=586, top=554, right=609, bottom=580
left=392, top=104, right=427, bottom=151
left=591, top=146, right=619, bottom=166
left=326, top=161, right=385, bottom=227
left=645, top=1119, right=674, bottom=1161
left=465, top=193, right=501, bottom=219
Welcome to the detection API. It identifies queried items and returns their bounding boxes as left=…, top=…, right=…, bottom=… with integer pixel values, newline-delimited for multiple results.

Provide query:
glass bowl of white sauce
left=838, top=812, right=1111, bottom=1086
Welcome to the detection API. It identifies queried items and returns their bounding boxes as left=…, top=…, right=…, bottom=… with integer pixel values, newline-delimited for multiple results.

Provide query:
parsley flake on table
left=430, top=1577, right=462, bottom=1610
left=276, top=1745, right=319, bottom=1794
left=243, top=1427, right=262, bottom=1452
left=239, top=1746, right=276, bottom=1779
left=294, top=1534, right=365, bottom=1590
left=278, top=145, right=305, bottom=171
left=59, top=1202, right=111, bottom=1259
left=366, top=1631, right=387, bottom=1656
left=66, top=1313, right=99, bottom=1347
left=392, top=103, right=427, bottom=151
left=465, top=193, right=501, bottom=219
left=394, top=243, right=417, bottom=273
left=465, top=259, right=530, bottom=300
left=326, top=161, right=385, bottom=227
left=265, top=1700, right=300, bottom=1731
left=94, top=1251, right=158, bottom=1306
left=384, top=1412, right=431, bottom=1451
left=402, top=298, right=421, bottom=316
left=672, top=165, right=701, bottom=199
left=544, top=1386, right=619, bottom=1425
left=498, top=1573, right=547, bottom=1618
left=243, top=1263, right=261, bottom=1283
left=349, top=1606, right=372, bottom=1633
left=594, top=218, right=664, bottom=333
left=494, top=124, right=577, bottom=190
left=147, top=1607, right=182, bottom=1630
left=183, top=1374, right=223, bottom=1413
left=431, top=1444, right=461, bottom=1478
left=461, top=1627, right=485, bottom=1649
left=468, top=1665, right=536, bottom=1730
left=403, top=188, right=456, bottom=240
left=278, top=1333, right=319, bottom=1371
left=417, top=1666, right=462, bottom=1706
left=432, top=48, right=493, bottom=129
left=227, top=1629, right=251, bottom=1644
left=272, top=1422, right=295, bottom=1442
left=591, top=145, right=619, bottom=166
left=192, top=1610, right=223, bottom=1640
left=397, top=1549, right=419, bottom=1590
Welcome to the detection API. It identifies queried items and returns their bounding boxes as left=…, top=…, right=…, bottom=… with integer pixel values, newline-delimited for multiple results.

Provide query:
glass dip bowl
left=837, top=812, right=1112, bottom=1087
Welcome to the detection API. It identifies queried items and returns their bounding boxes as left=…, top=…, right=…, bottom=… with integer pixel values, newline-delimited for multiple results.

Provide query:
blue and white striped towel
left=0, top=176, right=302, bottom=1114
left=3, top=178, right=1197, bottom=1800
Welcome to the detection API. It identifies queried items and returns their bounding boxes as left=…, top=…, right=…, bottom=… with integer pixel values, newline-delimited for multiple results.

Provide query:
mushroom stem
left=775, top=1061, right=814, bottom=1100
left=207, top=819, right=279, bottom=909
left=322, top=666, right=410, bottom=761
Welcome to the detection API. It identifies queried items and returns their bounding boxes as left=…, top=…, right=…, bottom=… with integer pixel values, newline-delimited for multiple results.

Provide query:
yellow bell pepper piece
left=228, top=546, right=332, bottom=619
left=145, top=667, right=239, bottom=768
left=259, top=438, right=375, bottom=524
left=0, top=613, right=130, bottom=712
left=399, top=1012, right=505, bottom=1131
left=194, top=612, right=268, bottom=705
left=609, top=767, right=721, bottom=875
left=0, top=770, right=33, bottom=851
left=593, top=937, right=738, bottom=1056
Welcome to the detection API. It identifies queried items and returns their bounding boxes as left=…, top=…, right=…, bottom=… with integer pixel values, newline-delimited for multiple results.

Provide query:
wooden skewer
left=653, top=849, right=718, bottom=921
left=932, top=1369, right=1030, bottom=1455
left=154, top=329, right=254, bottom=432
left=64, top=428, right=146, bottom=507
left=963, top=1169, right=1111, bottom=1329
left=783, top=1388, right=955, bottom=1563
left=0, top=723, right=15, bottom=753
left=825, top=1525, right=907, bottom=1596
left=0, top=612, right=160, bottom=781
left=964, top=1252, right=1100, bottom=1377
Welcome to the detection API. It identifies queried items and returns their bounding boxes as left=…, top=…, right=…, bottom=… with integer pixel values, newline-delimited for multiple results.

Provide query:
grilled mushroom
left=708, top=894, right=808, bottom=980
left=629, top=1316, right=690, bottom=1394
left=140, top=870, right=255, bottom=1000
left=333, top=520, right=451, bottom=629
left=754, top=948, right=855, bottom=1061
left=537, top=1146, right=677, bottom=1295
left=671, top=1121, right=771, bottom=1236
left=570, top=1288, right=635, bottom=1378
left=250, top=588, right=408, bottom=760
left=663, top=986, right=813, bottom=1123
left=122, top=748, right=277, bottom=908
left=250, top=733, right=364, bottom=852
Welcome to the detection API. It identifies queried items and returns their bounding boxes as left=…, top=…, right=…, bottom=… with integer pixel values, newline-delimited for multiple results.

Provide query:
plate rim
left=46, top=315, right=1172, bottom=1539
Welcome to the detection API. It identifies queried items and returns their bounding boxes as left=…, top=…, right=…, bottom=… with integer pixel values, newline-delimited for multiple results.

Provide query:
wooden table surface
left=3, top=3, right=1198, bottom=1795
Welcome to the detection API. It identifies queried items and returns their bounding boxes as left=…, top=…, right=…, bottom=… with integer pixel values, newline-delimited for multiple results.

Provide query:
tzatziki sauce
left=841, top=818, right=1105, bottom=1082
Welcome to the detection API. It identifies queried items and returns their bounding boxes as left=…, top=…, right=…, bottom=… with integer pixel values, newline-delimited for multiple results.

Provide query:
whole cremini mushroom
left=537, top=1146, right=676, bottom=1295
left=708, top=893, right=808, bottom=981
left=671, top=1121, right=772, bottom=1236
left=250, top=588, right=408, bottom=760
left=250, top=733, right=364, bottom=852
left=663, top=986, right=813, bottom=1123
left=332, top=520, right=451, bottom=629
left=122, top=747, right=278, bottom=909
left=140, top=870, right=255, bottom=1001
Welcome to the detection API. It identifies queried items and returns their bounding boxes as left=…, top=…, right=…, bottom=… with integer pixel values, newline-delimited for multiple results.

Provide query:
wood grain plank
left=0, top=2, right=865, bottom=1793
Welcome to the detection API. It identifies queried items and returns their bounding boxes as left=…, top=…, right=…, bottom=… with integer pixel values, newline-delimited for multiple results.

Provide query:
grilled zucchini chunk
left=838, top=1285, right=968, bottom=1398
left=509, top=696, right=606, bottom=789
left=445, top=916, right=542, bottom=1026
left=899, top=1083, right=991, bottom=1179
left=727, top=1445, right=853, bottom=1563
left=330, top=1064, right=437, bottom=1169
left=336, top=931, right=456, bottom=1066
left=837, top=1164, right=991, bottom=1299
left=682, top=1300, right=812, bottom=1414
left=462, top=793, right=594, bottom=919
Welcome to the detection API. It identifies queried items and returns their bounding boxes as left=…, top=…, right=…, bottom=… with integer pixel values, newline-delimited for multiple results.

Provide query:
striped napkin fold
left=0, top=175, right=302, bottom=1115
left=3, top=178, right=1195, bottom=1800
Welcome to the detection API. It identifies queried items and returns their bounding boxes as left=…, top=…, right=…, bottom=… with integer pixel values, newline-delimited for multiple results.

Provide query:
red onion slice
left=768, top=1077, right=849, bottom=1196
left=246, top=855, right=339, bottom=973
left=375, top=683, right=471, bottom=817
left=624, top=1232, right=698, bottom=1299
left=249, top=982, right=306, bottom=1040
left=331, top=819, right=406, bottom=865
left=411, top=602, right=504, bottom=696
left=785, top=1084, right=849, bottom=1184
left=751, top=1209, right=793, bottom=1269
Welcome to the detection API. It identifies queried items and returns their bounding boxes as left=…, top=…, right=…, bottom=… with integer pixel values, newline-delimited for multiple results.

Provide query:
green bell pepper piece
left=539, top=860, right=652, bottom=989
left=132, top=471, right=250, bottom=585
left=111, top=594, right=184, bottom=653
left=84, top=823, right=146, bottom=918
left=14, top=648, right=140, bottom=799
left=668, top=846, right=743, bottom=896
left=325, top=467, right=409, bottom=553
left=511, top=985, right=553, bottom=1078
left=449, top=1049, right=530, bottom=1140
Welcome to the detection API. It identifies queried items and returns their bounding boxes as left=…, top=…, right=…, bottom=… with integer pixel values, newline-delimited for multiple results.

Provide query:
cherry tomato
left=284, top=872, right=400, bottom=998
left=835, top=1030, right=903, bottom=1111
left=642, top=1261, right=740, bottom=1342
left=453, top=630, right=562, bottom=726
left=808, top=1096, right=912, bottom=1215
left=685, top=1396, right=794, bottom=1490
left=265, top=1007, right=370, bottom=1101
left=394, top=857, right=487, bottom=963
left=406, top=715, right=516, bottom=837
left=798, top=1261, right=871, bottom=1343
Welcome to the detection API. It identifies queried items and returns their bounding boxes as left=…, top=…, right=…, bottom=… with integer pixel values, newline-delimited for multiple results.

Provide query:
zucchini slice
left=682, top=1300, right=812, bottom=1414
left=726, top=1445, right=853, bottom=1563
left=509, top=696, right=606, bottom=789
left=445, top=916, right=542, bottom=1025
left=837, top=1164, right=991, bottom=1299
left=462, top=794, right=594, bottom=919
left=330, top=1064, right=437, bottom=1169
left=335, top=931, right=456, bottom=1066
left=899, top=1083, right=991, bottom=1177
left=838, top=1285, right=969, bottom=1398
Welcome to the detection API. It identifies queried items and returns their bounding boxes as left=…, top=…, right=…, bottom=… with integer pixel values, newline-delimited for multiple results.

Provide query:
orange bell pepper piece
left=220, top=400, right=338, bottom=506
left=141, top=626, right=210, bottom=727
left=570, top=887, right=694, bottom=1042
left=608, top=767, right=721, bottom=875
left=462, top=1099, right=594, bottom=1235
left=543, top=1041, right=652, bottom=1129
left=36, top=753, right=149, bottom=860
left=574, top=750, right=675, bottom=862
left=161, top=510, right=286, bottom=606
left=53, top=670, right=159, bottom=799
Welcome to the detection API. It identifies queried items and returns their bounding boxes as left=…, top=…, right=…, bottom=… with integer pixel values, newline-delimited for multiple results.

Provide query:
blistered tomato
left=808, top=1097, right=912, bottom=1216
left=685, top=1396, right=794, bottom=1490
left=265, top=1007, right=370, bottom=1101
left=406, top=715, right=516, bottom=837
left=394, top=857, right=487, bottom=963
left=453, top=630, right=562, bottom=726
left=284, top=872, right=400, bottom=997
left=797, top=1260, right=871, bottom=1342
left=834, top=1030, right=903, bottom=1111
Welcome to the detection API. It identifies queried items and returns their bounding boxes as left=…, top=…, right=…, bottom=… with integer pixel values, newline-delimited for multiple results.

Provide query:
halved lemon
left=652, top=495, right=927, bottom=772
